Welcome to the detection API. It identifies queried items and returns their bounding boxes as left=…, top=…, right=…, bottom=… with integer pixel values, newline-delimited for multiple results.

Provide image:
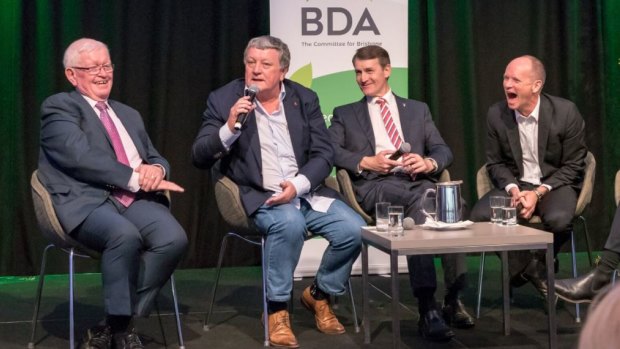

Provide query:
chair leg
left=476, top=252, right=486, bottom=319
left=570, top=230, right=581, bottom=323
left=204, top=233, right=233, bottom=331
left=347, top=278, right=360, bottom=333
left=28, top=244, right=54, bottom=349
left=261, top=236, right=270, bottom=347
left=577, top=216, right=594, bottom=267
left=69, top=248, right=76, bottom=349
left=170, top=275, right=185, bottom=349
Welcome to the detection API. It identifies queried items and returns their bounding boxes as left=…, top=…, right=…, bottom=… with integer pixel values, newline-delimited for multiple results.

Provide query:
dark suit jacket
left=485, top=93, right=587, bottom=191
left=329, top=95, right=453, bottom=201
left=192, top=78, right=338, bottom=215
left=38, top=90, right=170, bottom=233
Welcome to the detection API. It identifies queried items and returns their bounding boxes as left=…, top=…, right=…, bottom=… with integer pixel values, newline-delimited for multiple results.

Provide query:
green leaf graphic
left=290, top=63, right=313, bottom=88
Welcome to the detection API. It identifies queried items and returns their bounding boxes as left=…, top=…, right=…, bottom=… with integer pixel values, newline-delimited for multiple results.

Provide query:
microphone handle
left=234, top=113, right=248, bottom=130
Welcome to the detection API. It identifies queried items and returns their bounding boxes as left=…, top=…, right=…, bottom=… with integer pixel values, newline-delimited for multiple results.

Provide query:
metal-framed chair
left=475, top=151, right=596, bottom=323
left=204, top=168, right=359, bottom=347
left=28, top=170, right=185, bottom=349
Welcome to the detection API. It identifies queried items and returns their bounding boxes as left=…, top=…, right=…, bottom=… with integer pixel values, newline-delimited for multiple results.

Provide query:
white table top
left=362, top=222, right=554, bottom=255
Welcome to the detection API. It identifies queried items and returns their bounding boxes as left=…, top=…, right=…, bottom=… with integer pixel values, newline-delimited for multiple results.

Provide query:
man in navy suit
left=329, top=45, right=474, bottom=342
left=470, top=55, right=587, bottom=297
left=192, top=35, right=363, bottom=348
left=38, top=38, right=188, bottom=349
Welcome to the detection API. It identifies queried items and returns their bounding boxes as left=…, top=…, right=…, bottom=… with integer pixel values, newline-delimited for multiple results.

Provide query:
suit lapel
left=108, top=101, right=148, bottom=159
left=537, top=95, right=551, bottom=168
left=353, top=98, right=376, bottom=151
left=394, top=95, right=412, bottom=144
left=283, top=88, right=305, bottom=165
left=503, top=105, right=524, bottom=175
left=70, top=91, right=119, bottom=155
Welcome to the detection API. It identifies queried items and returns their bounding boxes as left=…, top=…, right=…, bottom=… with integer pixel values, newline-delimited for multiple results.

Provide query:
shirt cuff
left=541, top=184, right=552, bottom=191
left=152, top=163, right=166, bottom=178
left=505, top=183, right=518, bottom=194
left=219, top=123, right=241, bottom=150
left=288, top=174, right=311, bottom=197
left=127, top=172, right=141, bottom=192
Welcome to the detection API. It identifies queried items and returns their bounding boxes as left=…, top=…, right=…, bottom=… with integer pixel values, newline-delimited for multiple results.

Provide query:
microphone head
left=401, top=142, right=411, bottom=153
left=403, top=217, right=415, bottom=230
left=246, top=85, right=260, bottom=98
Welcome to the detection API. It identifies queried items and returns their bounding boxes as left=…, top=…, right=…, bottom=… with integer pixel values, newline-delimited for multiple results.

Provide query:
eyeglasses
left=71, top=64, right=115, bottom=75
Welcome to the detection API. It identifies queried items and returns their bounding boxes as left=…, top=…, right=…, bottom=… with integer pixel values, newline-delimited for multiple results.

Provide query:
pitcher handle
left=420, top=188, right=436, bottom=222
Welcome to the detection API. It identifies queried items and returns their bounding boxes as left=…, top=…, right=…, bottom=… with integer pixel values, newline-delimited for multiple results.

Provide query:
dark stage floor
left=0, top=254, right=590, bottom=348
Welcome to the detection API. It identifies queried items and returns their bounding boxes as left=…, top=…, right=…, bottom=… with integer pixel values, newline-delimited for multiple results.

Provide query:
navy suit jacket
left=38, top=90, right=170, bottom=233
left=329, top=95, right=453, bottom=200
left=192, top=78, right=338, bottom=215
left=485, top=93, right=587, bottom=191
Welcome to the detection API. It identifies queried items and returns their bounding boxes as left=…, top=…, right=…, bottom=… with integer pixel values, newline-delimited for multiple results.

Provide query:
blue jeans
left=252, top=198, right=364, bottom=302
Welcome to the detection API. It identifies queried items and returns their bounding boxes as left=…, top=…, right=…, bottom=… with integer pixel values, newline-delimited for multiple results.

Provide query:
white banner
left=270, top=0, right=408, bottom=123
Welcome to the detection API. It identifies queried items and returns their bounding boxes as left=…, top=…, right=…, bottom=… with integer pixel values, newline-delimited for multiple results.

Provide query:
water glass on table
left=375, top=202, right=390, bottom=231
left=489, top=196, right=505, bottom=224
left=502, top=197, right=517, bottom=225
left=388, top=205, right=404, bottom=237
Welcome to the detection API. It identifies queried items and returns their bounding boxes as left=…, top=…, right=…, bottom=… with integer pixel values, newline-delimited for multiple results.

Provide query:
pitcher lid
left=436, top=180, right=463, bottom=185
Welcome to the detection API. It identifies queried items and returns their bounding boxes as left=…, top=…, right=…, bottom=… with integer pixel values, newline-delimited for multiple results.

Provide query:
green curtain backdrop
left=0, top=0, right=618, bottom=275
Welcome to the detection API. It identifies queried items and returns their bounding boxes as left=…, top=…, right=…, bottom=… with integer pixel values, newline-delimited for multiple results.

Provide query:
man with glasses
left=37, top=38, right=188, bottom=349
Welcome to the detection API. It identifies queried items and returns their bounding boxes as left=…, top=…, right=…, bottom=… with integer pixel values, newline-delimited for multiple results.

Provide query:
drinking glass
left=375, top=202, right=391, bottom=232
left=502, top=197, right=517, bottom=226
left=489, top=196, right=505, bottom=224
left=388, top=206, right=404, bottom=237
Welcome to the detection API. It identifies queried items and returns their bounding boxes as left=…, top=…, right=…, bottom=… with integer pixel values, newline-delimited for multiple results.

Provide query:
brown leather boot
left=267, top=310, right=299, bottom=348
left=300, top=286, right=345, bottom=334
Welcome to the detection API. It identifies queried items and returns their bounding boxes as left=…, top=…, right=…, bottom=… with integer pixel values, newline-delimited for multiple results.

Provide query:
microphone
left=388, top=142, right=411, bottom=160
left=234, top=85, right=260, bottom=130
left=403, top=217, right=415, bottom=230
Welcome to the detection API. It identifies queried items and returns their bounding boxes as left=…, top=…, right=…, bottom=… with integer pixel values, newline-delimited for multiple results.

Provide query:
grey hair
left=244, top=35, right=290, bottom=71
left=63, top=38, right=108, bottom=68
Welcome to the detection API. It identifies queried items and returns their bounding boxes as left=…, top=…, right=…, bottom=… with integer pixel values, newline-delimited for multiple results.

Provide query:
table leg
left=362, top=243, right=370, bottom=344
left=546, top=243, right=557, bottom=349
left=391, top=251, right=400, bottom=349
left=501, top=250, right=510, bottom=335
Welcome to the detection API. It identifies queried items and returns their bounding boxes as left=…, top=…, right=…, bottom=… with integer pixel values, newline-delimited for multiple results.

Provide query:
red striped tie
left=377, top=98, right=402, bottom=149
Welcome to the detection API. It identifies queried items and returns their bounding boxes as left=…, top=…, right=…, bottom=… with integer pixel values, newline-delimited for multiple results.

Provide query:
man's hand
left=517, top=190, right=538, bottom=219
left=136, top=164, right=164, bottom=192
left=359, top=150, right=402, bottom=174
left=402, top=153, right=434, bottom=174
left=154, top=179, right=185, bottom=193
left=227, top=95, right=256, bottom=132
left=265, top=181, right=297, bottom=206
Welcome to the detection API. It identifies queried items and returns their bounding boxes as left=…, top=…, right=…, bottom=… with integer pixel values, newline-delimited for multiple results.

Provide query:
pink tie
left=377, top=98, right=402, bottom=149
left=95, top=101, right=135, bottom=207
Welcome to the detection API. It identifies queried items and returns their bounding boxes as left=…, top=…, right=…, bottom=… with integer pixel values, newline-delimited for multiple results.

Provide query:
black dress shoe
left=113, top=328, right=144, bottom=349
left=81, top=325, right=112, bottom=349
left=555, top=269, right=610, bottom=304
left=517, top=257, right=549, bottom=297
left=442, top=299, right=475, bottom=329
left=418, top=309, right=455, bottom=342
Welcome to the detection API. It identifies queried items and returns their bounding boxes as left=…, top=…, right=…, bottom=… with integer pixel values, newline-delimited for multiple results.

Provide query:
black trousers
left=470, top=184, right=577, bottom=277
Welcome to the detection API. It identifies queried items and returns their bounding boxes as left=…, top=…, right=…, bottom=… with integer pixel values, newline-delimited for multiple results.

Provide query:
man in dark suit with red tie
left=329, top=45, right=474, bottom=342
left=37, top=38, right=188, bottom=349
